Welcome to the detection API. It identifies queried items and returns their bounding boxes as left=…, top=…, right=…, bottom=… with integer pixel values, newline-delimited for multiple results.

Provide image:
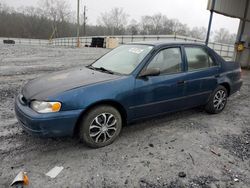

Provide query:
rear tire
left=79, top=105, right=122, bottom=148
left=205, top=85, right=228, bottom=114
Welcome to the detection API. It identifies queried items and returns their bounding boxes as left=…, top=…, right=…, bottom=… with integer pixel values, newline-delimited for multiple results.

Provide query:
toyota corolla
left=15, top=42, right=242, bottom=148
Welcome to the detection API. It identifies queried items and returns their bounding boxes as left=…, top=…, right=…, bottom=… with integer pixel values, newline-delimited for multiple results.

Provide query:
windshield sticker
left=129, top=48, right=144, bottom=54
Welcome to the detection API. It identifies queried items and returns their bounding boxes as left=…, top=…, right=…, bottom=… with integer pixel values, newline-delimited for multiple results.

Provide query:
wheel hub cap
left=101, top=126, right=108, bottom=132
left=213, top=90, right=226, bottom=111
left=89, top=113, right=117, bottom=143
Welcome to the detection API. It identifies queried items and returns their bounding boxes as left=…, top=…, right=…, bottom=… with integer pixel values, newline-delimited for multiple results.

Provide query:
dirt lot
left=0, top=44, right=249, bottom=188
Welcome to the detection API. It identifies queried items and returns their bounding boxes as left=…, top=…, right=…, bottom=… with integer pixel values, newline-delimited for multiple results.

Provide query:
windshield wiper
left=86, top=65, right=95, bottom=70
left=96, top=67, right=114, bottom=74
left=86, top=65, right=114, bottom=74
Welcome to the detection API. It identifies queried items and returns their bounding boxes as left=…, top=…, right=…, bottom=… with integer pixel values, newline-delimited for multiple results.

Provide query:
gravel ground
left=0, top=44, right=249, bottom=188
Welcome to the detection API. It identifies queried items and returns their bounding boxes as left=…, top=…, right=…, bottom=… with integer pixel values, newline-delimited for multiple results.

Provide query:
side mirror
left=140, top=68, right=160, bottom=77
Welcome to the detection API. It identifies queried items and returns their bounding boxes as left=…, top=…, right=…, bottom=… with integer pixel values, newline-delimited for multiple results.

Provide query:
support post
left=205, top=0, right=216, bottom=46
left=239, top=0, right=249, bottom=42
left=83, top=5, right=87, bottom=36
left=77, top=0, right=80, bottom=47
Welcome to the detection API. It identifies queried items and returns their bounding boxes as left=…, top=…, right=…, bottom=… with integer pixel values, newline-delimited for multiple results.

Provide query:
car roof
left=128, top=40, right=205, bottom=47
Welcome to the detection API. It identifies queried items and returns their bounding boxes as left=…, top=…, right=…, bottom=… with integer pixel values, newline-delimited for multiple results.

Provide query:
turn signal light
left=52, top=102, right=61, bottom=112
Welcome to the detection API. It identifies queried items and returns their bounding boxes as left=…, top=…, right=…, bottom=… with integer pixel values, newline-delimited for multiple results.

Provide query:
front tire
left=79, top=105, right=122, bottom=148
left=205, top=85, right=228, bottom=114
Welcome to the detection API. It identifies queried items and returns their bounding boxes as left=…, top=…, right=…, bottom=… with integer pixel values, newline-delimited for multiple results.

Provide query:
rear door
left=183, top=45, right=220, bottom=107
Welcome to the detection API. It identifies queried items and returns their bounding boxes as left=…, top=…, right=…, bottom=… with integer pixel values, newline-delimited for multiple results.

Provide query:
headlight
left=30, top=101, right=61, bottom=113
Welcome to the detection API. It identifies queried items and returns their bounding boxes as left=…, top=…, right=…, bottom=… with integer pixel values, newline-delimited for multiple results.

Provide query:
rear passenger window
left=185, top=47, right=217, bottom=71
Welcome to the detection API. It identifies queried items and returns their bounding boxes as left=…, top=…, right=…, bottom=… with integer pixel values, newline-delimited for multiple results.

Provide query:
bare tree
left=97, top=7, right=129, bottom=35
left=162, top=17, right=175, bottom=34
left=0, top=1, right=14, bottom=13
left=189, top=27, right=207, bottom=40
left=151, top=14, right=168, bottom=34
left=228, top=33, right=237, bottom=44
left=40, top=0, right=72, bottom=38
left=0, top=1, right=77, bottom=39
left=140, top=15, right=153, bottom=35
left=127, top=19, right=139, bottom=35
left=140, top=13, right=168, bottom=35
left=139, top=14, right=190, bottom=36
left=0, top=2, right=238, bottom=43
left=213, top=28, right=236, bottom=44
left=171, top=19, right=190, bottom=36
left=41, top=0, right=71, bottom=22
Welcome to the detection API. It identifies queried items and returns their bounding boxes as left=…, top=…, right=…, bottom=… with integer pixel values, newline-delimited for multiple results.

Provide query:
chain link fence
left=1, top=35, right=235, bottom=60
left=51, top=35, right=235, bottom=60
left=0, top=37, right=50, bottom=45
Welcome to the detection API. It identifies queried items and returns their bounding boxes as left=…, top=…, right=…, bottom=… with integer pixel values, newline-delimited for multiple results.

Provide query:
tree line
left=0, top=0, right=237, bottom=44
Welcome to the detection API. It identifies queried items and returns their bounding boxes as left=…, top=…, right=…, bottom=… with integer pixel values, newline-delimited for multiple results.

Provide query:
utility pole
left=83, top=5, right=87, bottom=36
left=77, top=0, right=80, bottom=47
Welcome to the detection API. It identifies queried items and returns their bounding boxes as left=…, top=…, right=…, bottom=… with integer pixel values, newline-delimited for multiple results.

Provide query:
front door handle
left=214, top=74, right=220, bottom=78
left=177, top=80, right=187, bottom=85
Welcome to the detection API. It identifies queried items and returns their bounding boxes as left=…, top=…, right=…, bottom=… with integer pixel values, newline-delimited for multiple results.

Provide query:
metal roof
left=207, top=0, right=250, bottom=21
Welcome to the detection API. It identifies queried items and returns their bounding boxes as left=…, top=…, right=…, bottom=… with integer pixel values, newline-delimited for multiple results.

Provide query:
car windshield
left=91, top=45, right=154, bottom=74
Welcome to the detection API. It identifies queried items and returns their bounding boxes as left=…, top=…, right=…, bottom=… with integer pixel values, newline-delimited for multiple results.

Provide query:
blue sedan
left=15, top=42, right=243, bottom=148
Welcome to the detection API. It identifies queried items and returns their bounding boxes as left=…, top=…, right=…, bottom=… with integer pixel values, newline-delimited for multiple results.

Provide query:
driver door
left=131, top=46, right=187, bottom=120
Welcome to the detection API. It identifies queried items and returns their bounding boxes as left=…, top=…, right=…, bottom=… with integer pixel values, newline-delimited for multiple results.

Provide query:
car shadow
left=6, top=107, right=208, bottom=157
left=123, top=107, right=206, bottom=132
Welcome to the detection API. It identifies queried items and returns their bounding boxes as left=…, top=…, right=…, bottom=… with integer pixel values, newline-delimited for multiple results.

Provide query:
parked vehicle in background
left=15, top=42, right=242, bottom=148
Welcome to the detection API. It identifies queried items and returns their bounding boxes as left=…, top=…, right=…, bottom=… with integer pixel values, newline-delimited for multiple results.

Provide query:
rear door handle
left=215, top=74, right=220, bottom=78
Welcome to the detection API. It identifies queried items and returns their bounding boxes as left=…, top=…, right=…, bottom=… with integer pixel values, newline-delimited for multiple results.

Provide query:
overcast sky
left=4, top=0, right=240, bottom=34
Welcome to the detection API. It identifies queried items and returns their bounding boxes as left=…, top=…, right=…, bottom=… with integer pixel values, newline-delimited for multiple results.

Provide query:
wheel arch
left=73, top=100, right=127, bottom=136
left=219, top=82, right=231, bottom=96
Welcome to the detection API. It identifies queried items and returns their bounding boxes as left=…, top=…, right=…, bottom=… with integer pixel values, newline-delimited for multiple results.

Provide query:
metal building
left=207, top=0, right=250, bottom=68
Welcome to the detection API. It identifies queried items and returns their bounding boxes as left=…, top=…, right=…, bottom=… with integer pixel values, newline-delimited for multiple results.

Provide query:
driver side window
left=147, top=47, right=182, bottom=75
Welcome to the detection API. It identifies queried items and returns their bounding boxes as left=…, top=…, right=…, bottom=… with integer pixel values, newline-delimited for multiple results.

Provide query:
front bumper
left=14, top=95, right=83, bottom=137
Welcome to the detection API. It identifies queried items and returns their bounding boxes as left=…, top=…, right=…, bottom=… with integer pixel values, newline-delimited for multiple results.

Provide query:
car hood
left=22, top=67, right=122, bottom=100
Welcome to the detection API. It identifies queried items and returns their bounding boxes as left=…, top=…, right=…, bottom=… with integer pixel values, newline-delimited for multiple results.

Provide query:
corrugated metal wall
left=207, top=0, right=249, bottom=21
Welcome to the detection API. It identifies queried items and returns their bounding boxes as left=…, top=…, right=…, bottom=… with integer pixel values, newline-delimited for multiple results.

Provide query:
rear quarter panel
left=216, top=56, right=242, bottom=95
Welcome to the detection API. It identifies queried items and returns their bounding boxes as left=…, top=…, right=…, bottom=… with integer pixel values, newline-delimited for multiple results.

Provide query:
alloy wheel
left=213, top=90, right=227, bottom=111
left=89, top=113, right=117, bottom=143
